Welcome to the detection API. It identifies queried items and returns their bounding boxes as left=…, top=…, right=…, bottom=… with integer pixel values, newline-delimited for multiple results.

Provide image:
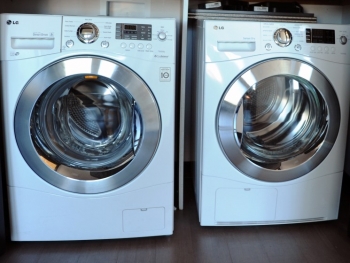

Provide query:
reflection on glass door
left=31, top=76, right=141, bottom=179
left=236, top=75, right=328, bottom=170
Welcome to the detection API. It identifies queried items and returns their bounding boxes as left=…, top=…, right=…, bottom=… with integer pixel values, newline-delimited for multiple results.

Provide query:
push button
left=294, top=44, right=302, bottom=51
left=265, top=43, right=272, bottom=51
left=101, top=41, right=109, bottom=48
left=66, top=40, right=74, bottom=48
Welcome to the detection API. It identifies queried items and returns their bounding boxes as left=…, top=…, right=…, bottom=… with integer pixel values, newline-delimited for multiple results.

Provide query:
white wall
left=342, top=5, right=350, bottom=24
left=1, top=0, right=181, bottom=17
left=1, top=0, right=97, bottom=15
left=303, top=5, right=343, bottom=24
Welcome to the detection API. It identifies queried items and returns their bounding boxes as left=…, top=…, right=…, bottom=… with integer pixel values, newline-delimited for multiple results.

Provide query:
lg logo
left=213, top=26, right=224, bottom=30
left=7, top=20, right=19, bottom=25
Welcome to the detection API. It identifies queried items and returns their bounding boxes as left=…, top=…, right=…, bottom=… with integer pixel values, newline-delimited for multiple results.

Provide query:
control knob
left=77, top=23, right=99, bottom=44
left=158, top=32, right=167, bottom=41
left=274, top=28, right=292, bottom=47
left=340, top=35, right=347, bottom=45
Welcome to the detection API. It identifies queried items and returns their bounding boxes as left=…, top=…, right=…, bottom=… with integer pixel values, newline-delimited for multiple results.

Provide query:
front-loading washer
left=0, top=13, right=176, bottom=240
left=193, top=20, right=350, bottom=226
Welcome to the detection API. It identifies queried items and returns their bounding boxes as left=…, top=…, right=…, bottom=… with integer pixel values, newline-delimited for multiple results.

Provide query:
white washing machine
left=0, top=13, right=176, bottom=240
left=193, top=20, right=350, bottom=226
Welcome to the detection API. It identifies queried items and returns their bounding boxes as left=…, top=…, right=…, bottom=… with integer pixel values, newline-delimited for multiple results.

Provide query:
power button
left=295, top=44, right=302, bottom=51
left=66, top=40, right=74, bottom=48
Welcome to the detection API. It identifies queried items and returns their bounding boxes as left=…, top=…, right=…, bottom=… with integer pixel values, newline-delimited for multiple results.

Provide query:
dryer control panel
left=261, top=22, right=349, bottom=64
left=202, top=20, right=350, bottom=64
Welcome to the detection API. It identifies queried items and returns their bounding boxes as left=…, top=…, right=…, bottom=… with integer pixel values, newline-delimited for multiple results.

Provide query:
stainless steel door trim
left=15, top=56, right=161, bottom=194
left=217, top=58, right=340, bottom=182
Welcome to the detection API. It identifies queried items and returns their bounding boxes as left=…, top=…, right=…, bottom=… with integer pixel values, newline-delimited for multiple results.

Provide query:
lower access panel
left=215, top=188, right=278, bottom=223
left=123, top=207, right=165, bottom=232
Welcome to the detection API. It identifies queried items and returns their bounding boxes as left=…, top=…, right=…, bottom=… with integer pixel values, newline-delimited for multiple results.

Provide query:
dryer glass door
left=15, top=57, right=161, bottom=194
left=217, top=58, right=340, bottom=182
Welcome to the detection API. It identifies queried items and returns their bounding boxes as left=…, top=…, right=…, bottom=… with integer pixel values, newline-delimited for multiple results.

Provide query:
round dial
left=158, top=32, right=167, bottom=41
left=274, top=28, right=292, bottom=47
left=77, top=23, right=99, bottom=44
left=340, top=35, right=348, bottom=45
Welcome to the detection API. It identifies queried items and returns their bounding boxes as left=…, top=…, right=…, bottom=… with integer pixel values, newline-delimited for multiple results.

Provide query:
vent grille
left=216, top=217, right=326, bottom=226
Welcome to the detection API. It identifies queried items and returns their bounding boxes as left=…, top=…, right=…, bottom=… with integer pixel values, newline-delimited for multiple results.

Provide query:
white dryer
left=0, top=13, right=176, bottom=240
left=193, top=20, right=350, bottom=226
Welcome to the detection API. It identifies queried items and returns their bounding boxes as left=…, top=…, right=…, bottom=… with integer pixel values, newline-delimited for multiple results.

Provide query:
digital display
left=116, top=23, right=152, bottom=41
left=306, top=29, right=335, bottom=44
left=124, top=24, right=137, bottom=30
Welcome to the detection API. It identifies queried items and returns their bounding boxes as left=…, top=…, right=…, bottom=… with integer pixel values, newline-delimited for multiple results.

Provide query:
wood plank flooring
left=1, top=175, right=350, bottom=263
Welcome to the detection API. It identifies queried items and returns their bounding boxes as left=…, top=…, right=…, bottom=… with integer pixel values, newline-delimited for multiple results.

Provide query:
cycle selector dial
left=77, top=23, right=99, bottom=44
left=340, top=36, right=347, bottom=45
left=158, top=32, right=167, bottom=41
left=274, top=28, right=292, bottom=47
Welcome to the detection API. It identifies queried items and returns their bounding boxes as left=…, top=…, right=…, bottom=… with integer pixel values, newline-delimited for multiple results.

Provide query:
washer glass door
left=217, top=58, right=340, bottom=182
left=15, top=56, right=160, bottom=193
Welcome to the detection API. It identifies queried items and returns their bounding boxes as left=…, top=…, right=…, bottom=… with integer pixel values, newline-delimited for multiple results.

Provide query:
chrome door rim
left=217, top=58, right=340, bottom=182
left=15, top=56, right=161, bottom=193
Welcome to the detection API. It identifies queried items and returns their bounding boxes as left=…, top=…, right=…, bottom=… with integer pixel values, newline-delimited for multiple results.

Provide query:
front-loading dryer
left=193, top=20, right=350, bottom=226
left=0, top=13, right=176, bottom=240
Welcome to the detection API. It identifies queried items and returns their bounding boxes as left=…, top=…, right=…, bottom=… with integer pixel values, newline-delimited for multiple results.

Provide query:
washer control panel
left=62, top=16, right=175, bottom=62
left=115, top=23, right=152, bottom=41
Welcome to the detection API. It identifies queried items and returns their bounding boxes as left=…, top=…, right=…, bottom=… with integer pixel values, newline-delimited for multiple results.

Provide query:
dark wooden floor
left=1, top=175, right=350, bottom=263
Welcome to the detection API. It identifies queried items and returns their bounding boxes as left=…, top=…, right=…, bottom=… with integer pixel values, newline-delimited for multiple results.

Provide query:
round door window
left=217, top=59, right=340, bottom=182
left=15, top=57, right=161, bottom=193
left=31, top=75, right=141, bottom=175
